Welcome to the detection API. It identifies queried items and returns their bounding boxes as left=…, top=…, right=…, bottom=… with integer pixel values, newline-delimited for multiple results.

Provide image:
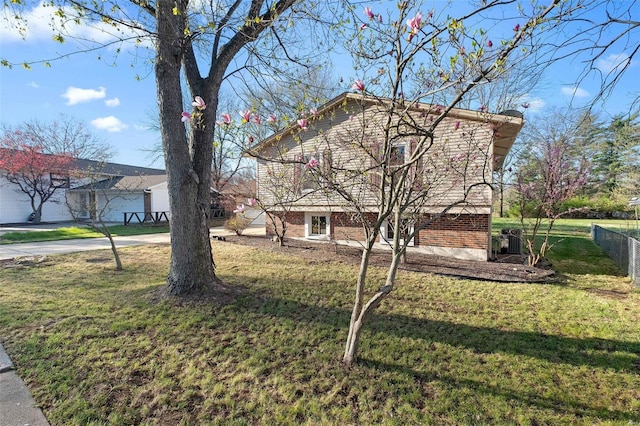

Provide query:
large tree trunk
left=155, top=0, right=217, bottom=295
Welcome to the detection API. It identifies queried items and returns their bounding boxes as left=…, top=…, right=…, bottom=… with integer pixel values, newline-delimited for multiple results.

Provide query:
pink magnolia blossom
left=253, top=115, right=261, bottom=125
left=487, top=40, right=493, bottom=48
left=240, top=110, right=253, bottom=123
left=297, top=118, right=308, bottom=130
left=233, top=204, right=246, bottom=214
left=454, top=121, right=460, bottom=130
left=181, top=112, right=191, bottom=123
left=479, top=104, right=488, bottom=112
left=352, top=79, right=365, bottom=91
left=192, top=96, right=206, bottom=110
left=364, top=7, right=374, bottom=20
left=514, top=23, right=520, bottom=32
left=306, top=157, right=319, bottom=169
left=310, top=107, right=318, bottom=117
left=216, top=113, right=232, bottom=126
left=247, top=198, right=256, bottom=207
left=378, top=14, right=382, bottom=23
left=406, top=12, right=422, bottom=40
left=267, top=113, right=277, bottom=123
left=360, top=23, right=367, bottom=30
left=522, top=102, right=530, bottom=109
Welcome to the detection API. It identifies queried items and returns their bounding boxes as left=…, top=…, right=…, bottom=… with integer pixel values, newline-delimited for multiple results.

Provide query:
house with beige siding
left=248, top=93, right=523, bottom=261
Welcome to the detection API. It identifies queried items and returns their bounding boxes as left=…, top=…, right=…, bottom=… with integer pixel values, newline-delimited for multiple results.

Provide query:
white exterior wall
left=244, top=207, right=265, bottom=225
left=149, top=181, right=170, bottom=213
left=97, top=192, right=145, bottom=223
left=0, top=176, right=73, bottom=224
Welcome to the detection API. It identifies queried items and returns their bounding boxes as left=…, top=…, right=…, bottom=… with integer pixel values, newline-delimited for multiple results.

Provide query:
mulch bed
left=215, top=234, right=557, bottom=283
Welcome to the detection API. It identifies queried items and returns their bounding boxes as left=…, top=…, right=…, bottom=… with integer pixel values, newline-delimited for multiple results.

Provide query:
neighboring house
left=67, top=174, right=169, bottom=223
left=221, top=179, right=265, bottom=225
left=0, top=154, right=167, bottom=224
left=249, top=93, right=524, bottom=261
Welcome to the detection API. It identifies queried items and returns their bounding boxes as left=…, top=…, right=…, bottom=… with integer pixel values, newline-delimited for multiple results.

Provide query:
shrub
left=224, top=214, right=252, bottom=235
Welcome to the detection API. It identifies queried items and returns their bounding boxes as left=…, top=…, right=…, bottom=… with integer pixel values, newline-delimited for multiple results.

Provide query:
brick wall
left=269, top=210, right=489, bottom=251
left=331, top=212, right=377, bottom=242
left=265, top=211, right=305, bottom=238
left=417, top=214, right=489, bottom=249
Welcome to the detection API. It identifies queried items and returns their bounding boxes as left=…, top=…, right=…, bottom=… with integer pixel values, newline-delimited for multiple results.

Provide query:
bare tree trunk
left=343, top=246, right=372, bottom=365
left=108, top=236, right=122, bottom=271
left=278, top=219, right=287, bottom=247
left=102, top=225, right=122, bottom=271
left=344, top=240, right=403, bottom=366
left=89, top=220, right=123, bottom=270
left=30, top=198, right=42, bottom=224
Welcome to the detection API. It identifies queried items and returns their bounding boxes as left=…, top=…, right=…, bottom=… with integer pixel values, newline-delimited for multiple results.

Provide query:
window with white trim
left=380, top=217, right=414, bottom=246
left=305, top=212, right=331, bottom=239
left=312, top=215, right=327, bottom=235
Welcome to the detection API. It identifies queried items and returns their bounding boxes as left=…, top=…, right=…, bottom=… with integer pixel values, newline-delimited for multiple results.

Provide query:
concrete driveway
left=0, top=224, right=265, bottom=261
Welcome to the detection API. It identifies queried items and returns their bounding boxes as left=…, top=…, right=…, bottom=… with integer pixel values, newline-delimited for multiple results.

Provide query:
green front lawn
left=0, top=224, right=170, bottom=244
left=0, top=225, right=638, bottom=424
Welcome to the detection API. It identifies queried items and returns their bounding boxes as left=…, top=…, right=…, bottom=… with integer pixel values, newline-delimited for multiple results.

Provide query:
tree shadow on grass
left=235, top=291, right=640, bottom=374
left=359, top=358, right=640, bottom=423
left=234, top=293, right=639, bottom=421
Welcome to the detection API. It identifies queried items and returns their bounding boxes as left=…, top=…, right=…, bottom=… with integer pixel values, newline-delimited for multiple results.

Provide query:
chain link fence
left=591, top=225, right=639, bottom=286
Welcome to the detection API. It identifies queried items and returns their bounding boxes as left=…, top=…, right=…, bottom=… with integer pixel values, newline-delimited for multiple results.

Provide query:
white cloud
left=105, top=98, right=120, bottom=107
left=0, top=2, right=151, bottom=48
left=596, top=53, right=632, bottom=73
left=524, top=98, right=546, bottom=112
left=514, top=94, right=545, bottom=113
left=28, top=81, right=39, bottom=88
left=0, top=2, right=52, bottom=42
left=561, top=86, right=590, bottom=98
left=91, top=116, right=128, bottom=132
left=62, top=86, right=106, bottom=105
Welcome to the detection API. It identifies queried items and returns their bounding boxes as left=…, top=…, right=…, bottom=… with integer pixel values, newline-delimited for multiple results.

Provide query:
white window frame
left=380, top=217, right=415, bottom=247
left=304, top=212, right=331, bottom=240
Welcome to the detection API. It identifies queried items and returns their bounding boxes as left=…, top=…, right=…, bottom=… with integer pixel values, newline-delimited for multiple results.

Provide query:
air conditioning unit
left=501, top=229, right=522, bottom=255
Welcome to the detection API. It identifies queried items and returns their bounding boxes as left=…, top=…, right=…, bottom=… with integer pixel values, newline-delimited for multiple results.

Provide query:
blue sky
left=0, top=1, right=638, bottom=169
